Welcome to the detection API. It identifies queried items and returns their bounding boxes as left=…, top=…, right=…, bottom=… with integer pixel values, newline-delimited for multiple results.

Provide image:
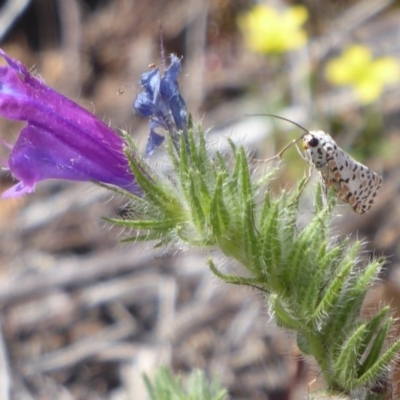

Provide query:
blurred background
left=0, top=0, right=400, bottom=399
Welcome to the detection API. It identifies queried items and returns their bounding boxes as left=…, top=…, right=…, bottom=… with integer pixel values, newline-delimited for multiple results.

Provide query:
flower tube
left=0, top=49, right=141, bottom=198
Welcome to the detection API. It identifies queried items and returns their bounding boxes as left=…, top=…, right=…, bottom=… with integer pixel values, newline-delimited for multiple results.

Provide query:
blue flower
left=134, top=54, right=188, bottom=157
left=0, top=49, right=142, bottom=198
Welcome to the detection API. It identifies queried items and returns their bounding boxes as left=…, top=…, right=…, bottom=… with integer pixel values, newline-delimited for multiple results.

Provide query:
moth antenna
left=249, top=113, right=310, bottom=164
left=247, top=113, right=310, bottom=134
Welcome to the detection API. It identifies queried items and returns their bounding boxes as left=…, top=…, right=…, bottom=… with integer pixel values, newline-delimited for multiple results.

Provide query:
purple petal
left=160, top=81, right=188, bottom=132
left=145, top=129, right=165, bottom=158
left=134, top=69, right=161, bottom=117
left=134, top=91, right=155, bottom=117
left=0, top=49, right=142, bottom=197
left=2, top=181, right=34, bottom=198
left=160, top=55, right=188, bottom=131
left=133, top=54, right=188, bottom=142
left=139, top=68, right=161, bottom=98
left=6, top=125, right=140, bottom=196
left=164, top=54, right=181, bottom=80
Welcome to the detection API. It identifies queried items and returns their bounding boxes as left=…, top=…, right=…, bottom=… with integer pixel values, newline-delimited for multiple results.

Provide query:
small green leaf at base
left=143, top=366, right=228, bottom=400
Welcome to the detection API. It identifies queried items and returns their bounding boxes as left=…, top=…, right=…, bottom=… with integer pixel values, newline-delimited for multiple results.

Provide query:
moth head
left=302, top=131, right=330, bottom=151
left=302, top=133, right=319, bottom=150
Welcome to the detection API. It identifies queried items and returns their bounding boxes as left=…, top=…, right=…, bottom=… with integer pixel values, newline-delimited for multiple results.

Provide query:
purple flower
left=134, top=54, right=188, bottom=157
left=0, top=49, right=142, bottom=198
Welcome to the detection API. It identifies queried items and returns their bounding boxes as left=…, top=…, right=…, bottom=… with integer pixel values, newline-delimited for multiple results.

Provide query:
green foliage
left=143, top=366, right=227, bottom=400
left=107, top=127, right=400, bottom=399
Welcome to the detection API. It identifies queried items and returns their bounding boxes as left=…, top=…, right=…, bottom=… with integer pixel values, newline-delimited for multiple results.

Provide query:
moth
left=260, top=115, right=382, bottom=214
left=302, top=130, right=382, bottom=214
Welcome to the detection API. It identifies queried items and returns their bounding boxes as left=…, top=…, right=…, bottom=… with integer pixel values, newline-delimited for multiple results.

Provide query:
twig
left=0, top=322, right=10, bottom=400
left=0, top=0, right=31, bottom=41
left=22, top=322, right=135, bottom=375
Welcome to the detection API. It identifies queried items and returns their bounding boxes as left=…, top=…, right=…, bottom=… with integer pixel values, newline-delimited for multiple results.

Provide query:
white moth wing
left=303, top=131, right=382, bottom=214
left=326, top=153, right=381, bottom=214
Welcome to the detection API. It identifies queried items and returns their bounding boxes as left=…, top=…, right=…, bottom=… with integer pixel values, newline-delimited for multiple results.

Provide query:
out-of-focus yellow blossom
left=237, top=5, right=308, bottom=54
left=325, top=45, right=400, bottom=103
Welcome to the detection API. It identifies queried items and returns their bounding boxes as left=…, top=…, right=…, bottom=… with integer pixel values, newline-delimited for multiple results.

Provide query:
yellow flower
left=325, top=45, right=400, bottom=103
left=237, top=5, right=308, bottom=54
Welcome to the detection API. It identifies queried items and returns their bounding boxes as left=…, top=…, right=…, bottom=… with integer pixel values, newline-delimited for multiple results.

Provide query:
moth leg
left=294, top=141, right=309, bottom=162
left=254, top=137, right=303, bottom=163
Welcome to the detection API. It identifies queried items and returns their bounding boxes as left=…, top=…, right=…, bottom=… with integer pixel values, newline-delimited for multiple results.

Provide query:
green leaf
left=238, top=148, right=254, bottom=203
left=357, top=318, right=393, bottom=378
left=94, top=181, right=142, bottom=201
left=188, top=128, right=204, bottom=175
left=356, top=337, right=400, bottom=387
left=258, top=190, right=272, bottom=233
left=238, top=149, right=260, bottom=272
left=297, top=332, right=312, bottom=355
left=300, top=244, right=343, bottom=317
left=352, top=259, right=383, bottom=296
left=310, top=257, right=353, bottom=329
left=188, top=169, right=206, bottom=233
left=125, top=149, right=179, bottom=212
left=186, top=369, right=227, bottom=400
left=208, top=259, right=265, bottom=290
left=260, top=200, right=281, bottom=275
left=334, top=324, right=367, bottom=384
left=143, top=373, right=156, bottom=399
left=210, top=174, right=231, bottom=236
left=356, top=307, right=391, bottom=375
left=178, top=130, right=191, bottom=195
left=121, top=129, right=140, bottom=152
left=243, top=198, right=261, bottom=273
left=194, top=168, right=212, bottom=203
left=197, top=127, right=211, bottom=177
left=105, top=217, right=176, bottom=230
left=120, top=231, right=164, bottom=243
left=283, top=215, right=323, bottom=300
left=215, top=152, right=229, bottom=176
left=321, top=244, right=368, bottom=345
left=270, top=294, right=299, bottom=330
